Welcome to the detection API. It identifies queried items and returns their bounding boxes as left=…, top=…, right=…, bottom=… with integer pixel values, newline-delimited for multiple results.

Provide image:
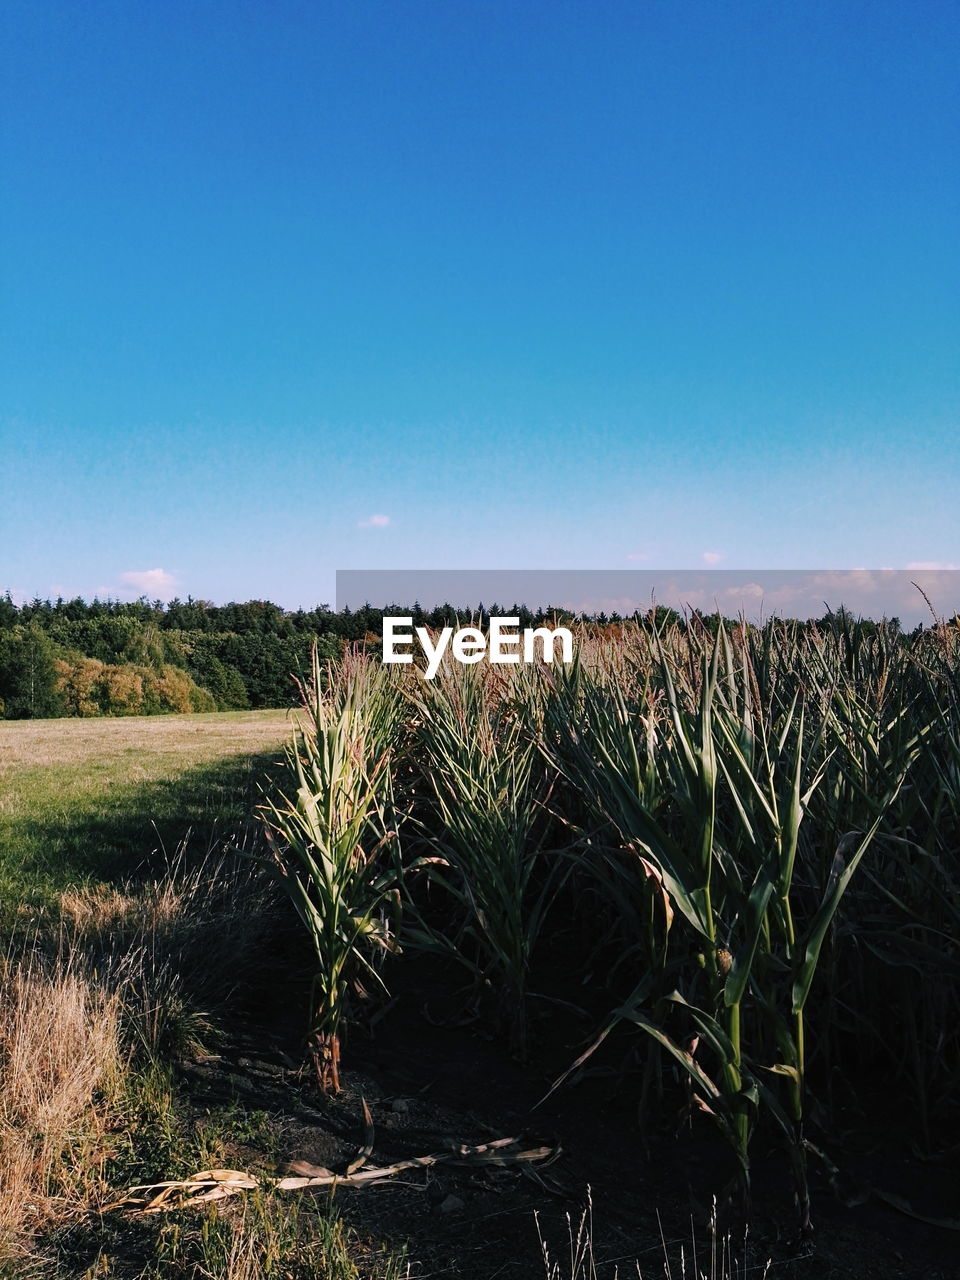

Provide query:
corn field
left=258, top=615, right=960, bottom=1229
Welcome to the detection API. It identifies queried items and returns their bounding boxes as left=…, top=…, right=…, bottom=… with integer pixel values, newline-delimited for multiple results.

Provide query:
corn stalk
left=256, top=651, right=404, bottom=1092
left=407, top=663, right=559, bottom=1055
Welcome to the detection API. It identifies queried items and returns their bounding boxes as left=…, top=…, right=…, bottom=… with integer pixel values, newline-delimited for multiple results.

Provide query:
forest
left=0, top=596, right=615, bottom=720
left=0, top=596, right=359, bottom=719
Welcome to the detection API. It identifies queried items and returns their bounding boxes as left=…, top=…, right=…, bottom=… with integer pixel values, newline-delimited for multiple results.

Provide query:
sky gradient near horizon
left=2, top=0, right=958, bottom=610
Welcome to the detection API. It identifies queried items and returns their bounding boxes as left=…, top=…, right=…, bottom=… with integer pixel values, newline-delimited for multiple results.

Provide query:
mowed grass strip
left=0, top=709, right=296, bottom=910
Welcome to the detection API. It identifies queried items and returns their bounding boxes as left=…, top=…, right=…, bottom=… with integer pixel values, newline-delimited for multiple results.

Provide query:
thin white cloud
left=906, top=561, right=959, bottom=570
left=358, top=514, right=391, bottom=528
left=119, top=568, right=179, bottom=597
left=702, top=551, right=723, bottom=565
left=721, top=582, right=764, bottom=599
left=626, top=551, right=651, bottom=562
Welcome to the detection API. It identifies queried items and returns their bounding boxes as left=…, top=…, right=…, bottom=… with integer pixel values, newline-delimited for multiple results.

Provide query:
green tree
left=0, top=624, right=65, bottom=718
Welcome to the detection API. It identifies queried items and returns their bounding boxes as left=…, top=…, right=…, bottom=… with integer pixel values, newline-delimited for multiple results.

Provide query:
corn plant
left=256, top=651, right=404, bottom=1092
left=406, top=662, right=559, bottom=1054
left=544, top=622, right=916, bottom=1227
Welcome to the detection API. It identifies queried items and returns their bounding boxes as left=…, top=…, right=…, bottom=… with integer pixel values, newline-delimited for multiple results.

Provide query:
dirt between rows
left=165, top=958, right=959, bottom=1280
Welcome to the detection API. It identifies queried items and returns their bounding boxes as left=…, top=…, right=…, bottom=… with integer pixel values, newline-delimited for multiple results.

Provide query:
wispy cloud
left=119, top=568, right=179, bottom=597
left=358, top=514, right=391, bottom=528
left=702, top=551, right=723, bottom=565
left=906, top=561, right=959, bottom=570
left=626, top=551, right=651, bottom=562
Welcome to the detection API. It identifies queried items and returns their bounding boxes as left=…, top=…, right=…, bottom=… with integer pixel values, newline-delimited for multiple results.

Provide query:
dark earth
left=162, top=952, right=959, bottom=1280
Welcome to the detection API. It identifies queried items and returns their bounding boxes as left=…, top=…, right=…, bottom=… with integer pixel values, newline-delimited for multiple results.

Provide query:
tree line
left=0, top=594, right=583, bottom=719
left=0, top=592, right=918, bottom=720
left=0, top=596, right=347, bottom=719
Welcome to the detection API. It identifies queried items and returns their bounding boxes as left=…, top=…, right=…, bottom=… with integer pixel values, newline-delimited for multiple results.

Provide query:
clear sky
left=2, top=0, right=958, bottom=610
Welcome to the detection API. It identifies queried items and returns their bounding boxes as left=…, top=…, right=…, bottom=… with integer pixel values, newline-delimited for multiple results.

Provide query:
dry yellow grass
left=0, top=954, right=123, bottom=1253
left=0, top=849, right=282, bottom=1265
left=0, top=708, right=297, bottom=776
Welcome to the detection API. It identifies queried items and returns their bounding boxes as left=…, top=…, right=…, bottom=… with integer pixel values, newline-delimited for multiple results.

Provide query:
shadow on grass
left=0, top=749, right=288, bottom=911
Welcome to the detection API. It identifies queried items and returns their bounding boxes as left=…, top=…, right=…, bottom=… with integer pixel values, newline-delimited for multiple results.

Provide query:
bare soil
left=165, top=955, right=960, bottom=1280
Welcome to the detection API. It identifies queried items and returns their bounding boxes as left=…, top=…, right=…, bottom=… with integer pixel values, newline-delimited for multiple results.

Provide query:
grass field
left=0, top=707, right=414, bottom=1278
left=0, top=709, right=295, bottom=911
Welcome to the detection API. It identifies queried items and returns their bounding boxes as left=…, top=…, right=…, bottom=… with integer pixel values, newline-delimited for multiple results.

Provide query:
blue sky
left=2, top=0, right=958, bottom=609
